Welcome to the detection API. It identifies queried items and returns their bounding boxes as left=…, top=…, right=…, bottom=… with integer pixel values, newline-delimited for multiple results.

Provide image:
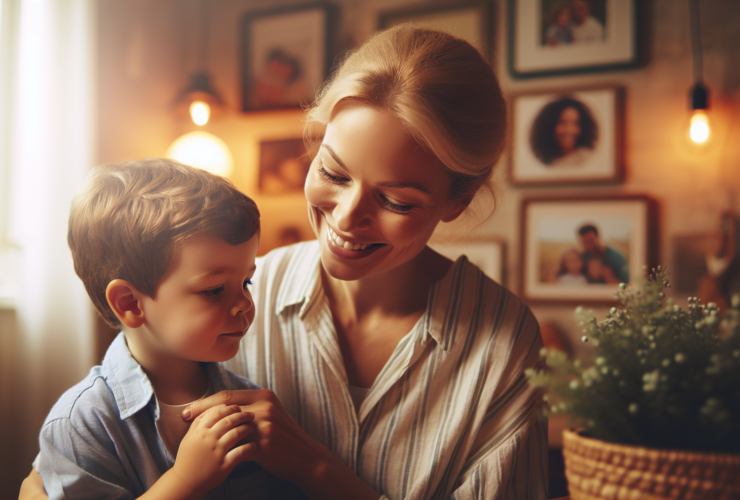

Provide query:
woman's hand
left=183, top=390, right=380, bottom=500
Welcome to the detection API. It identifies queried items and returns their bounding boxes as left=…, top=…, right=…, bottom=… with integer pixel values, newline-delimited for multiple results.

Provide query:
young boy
left=36, top=158, right=304, bottom=499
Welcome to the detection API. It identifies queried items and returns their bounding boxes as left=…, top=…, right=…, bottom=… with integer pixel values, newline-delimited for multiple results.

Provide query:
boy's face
left=137, top=232, right=259, bottom=363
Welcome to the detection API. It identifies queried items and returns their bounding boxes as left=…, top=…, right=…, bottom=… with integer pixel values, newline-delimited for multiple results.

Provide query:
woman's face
left=304, top=102, right=468, bottom=282
left=554, top=106, right=581, bottom=155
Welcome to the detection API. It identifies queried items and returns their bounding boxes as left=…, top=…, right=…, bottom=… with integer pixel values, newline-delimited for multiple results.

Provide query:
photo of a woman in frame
left=529, top=96, right=598, bottom=167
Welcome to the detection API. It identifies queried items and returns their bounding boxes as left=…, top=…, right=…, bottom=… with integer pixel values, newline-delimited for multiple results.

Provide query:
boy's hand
left=170, top=404, right=256, bottom=496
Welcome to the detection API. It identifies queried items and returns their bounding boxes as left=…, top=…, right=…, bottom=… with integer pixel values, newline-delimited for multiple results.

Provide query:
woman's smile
left=304, top=102, right=467, bottom=282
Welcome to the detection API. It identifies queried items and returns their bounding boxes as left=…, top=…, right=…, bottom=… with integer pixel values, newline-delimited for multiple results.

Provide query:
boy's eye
left=243, top=279, right=253, bottom=289
left=201, top=286, right=225, bottom=300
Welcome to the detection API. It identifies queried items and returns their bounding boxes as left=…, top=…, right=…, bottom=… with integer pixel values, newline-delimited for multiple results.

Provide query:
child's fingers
left=223, top=442, right=257, bottom=469
left=211, top=410, right=255, bottom=438
left=197, top=404, right=243, bottom=429
left=220, top=421, right=255, bottom=450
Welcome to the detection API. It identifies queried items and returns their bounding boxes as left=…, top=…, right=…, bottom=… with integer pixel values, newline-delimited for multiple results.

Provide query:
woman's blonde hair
left=305, top=24, right=507, bottom=201
left=68, top=158, right=260, bottom=328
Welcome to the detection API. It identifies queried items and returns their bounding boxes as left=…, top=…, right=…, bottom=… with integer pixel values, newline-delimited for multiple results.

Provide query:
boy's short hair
left=68, top=158, right=260, bottom=329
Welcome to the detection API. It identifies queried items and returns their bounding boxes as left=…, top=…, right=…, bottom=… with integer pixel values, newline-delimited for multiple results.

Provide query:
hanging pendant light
left=174, top=0, right=223, bottom=126
left=685, top=0, right=712, bottom=149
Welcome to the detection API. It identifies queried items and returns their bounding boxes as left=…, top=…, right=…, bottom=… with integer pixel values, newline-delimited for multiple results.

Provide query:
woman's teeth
left=328, top=227, right=369, bottom=251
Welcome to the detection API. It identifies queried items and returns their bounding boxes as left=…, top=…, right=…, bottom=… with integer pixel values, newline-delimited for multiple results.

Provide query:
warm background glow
left=689, top=110, right=710, bottom=144
left=165, top=131, right=233, bottom=178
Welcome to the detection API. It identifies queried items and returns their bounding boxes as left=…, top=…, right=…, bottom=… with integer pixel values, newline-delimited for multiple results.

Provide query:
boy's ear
left=441, top=193, right=475, bottom=223
left=106, top=279, right=145, bottom=329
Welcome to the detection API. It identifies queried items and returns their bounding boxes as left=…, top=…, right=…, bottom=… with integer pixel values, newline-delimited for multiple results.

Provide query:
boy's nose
left=231, top=293, right=253, bottom=318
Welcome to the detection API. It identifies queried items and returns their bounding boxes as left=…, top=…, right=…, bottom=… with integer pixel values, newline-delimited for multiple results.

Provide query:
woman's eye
left=201, top=286, right=225, bottom=300
left=317, top=160, right=347, bottom=183
left=381, top=196, right=414, bottom=213
left=243, top=279, right=253, bottom=289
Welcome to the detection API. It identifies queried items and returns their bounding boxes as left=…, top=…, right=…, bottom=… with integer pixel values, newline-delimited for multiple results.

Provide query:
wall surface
left=97, top=0, right=740, bottom=353
left=2, top=0, right=738, bottom=497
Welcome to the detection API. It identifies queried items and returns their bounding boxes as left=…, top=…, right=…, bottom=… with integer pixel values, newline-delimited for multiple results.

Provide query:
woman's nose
left=334, top=186, right=371, bottom=232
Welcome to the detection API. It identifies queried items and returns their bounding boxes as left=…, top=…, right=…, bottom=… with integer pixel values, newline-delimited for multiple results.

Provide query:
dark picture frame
left=508, top=0, right=638, bottom=78
left=520, top=195, right=658, bottom=304
left=240, top=4, right=335, bottom=112
left=378, top=1, right=494, bottom=61
left=510, top=87, right=624, bottom=185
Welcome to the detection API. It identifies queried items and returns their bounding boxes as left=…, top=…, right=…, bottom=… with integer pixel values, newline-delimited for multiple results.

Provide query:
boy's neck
left=123, top=332, right=210, bottom=405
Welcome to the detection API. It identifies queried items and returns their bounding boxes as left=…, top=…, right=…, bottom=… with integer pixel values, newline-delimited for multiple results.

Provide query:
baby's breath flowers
left=526, top=267, right=740, bottom=453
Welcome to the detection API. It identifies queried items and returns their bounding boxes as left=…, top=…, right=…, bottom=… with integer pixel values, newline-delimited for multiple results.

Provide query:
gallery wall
left=1, top=0, right=738, bottom=495
left=97, top=0, right=740, bottom=355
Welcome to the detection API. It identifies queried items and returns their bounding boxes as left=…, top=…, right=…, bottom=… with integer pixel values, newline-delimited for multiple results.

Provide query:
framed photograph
left=521, top=195, right=657, bottom=303
left=509, top=0, right=637, bottom=78
left=258, top=137, right=318, bottom=195
left=428, top=239, right=505, bottom=283
left=511, top=87, right=623, bottom=185
left=379, top=1, right=493, bottom=60
left=241, top=4, right=335, bottom=112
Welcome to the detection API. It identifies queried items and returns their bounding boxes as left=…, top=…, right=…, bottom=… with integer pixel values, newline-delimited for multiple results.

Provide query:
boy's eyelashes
left=200, top=279, right=254, bottom=301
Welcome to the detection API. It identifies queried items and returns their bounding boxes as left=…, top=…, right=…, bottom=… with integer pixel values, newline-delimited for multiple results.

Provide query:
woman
left=530, top=96, right=598, bottom=167
left=21, top=26, right=546, bottom=499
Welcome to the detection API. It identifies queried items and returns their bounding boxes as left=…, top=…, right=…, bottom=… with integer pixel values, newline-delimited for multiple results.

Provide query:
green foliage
left=526, top=267, right=740, bottom=453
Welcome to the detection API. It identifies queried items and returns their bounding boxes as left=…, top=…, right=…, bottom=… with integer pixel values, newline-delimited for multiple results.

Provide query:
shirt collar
left=274, top=241, right=322, bottom=317
left=102, top=332, right=155, bottom=420
left=424, top=255, right=472, bottom=351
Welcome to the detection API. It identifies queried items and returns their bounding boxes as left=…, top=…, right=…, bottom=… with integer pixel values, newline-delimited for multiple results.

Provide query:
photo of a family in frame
left=542, top=0, right=606, bottom=47
left=522, top=196, right=652, bottom=303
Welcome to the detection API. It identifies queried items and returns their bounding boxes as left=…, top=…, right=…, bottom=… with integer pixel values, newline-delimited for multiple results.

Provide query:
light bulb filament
left=190, top=101, right=210, bottom=126
left=689, top=110, right=710, bottom=144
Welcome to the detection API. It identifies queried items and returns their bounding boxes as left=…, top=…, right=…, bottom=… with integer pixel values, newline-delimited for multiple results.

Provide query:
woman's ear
left=441, top=193, right=475, bottom=223
left=106, top=279, right=145, bottom=328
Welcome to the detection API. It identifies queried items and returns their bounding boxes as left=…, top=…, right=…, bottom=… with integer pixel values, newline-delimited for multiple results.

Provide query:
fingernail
left=182, top=408, right=191, bottom=420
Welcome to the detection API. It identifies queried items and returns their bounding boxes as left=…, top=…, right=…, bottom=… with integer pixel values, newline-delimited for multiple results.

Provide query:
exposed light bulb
left=689, top=110, right=710, bottom=144
left=190, top=101, right=210, bottom=126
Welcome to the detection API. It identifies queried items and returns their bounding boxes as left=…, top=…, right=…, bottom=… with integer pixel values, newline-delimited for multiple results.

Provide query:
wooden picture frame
left=428, top=239, right=506, bottom=284
left=510, top=87, right=624, bottom=185
left=509, top=0, right=638, bottom=78
left=240, top=4, right=335, bottom=112
left=520, top=195, right=657, bottom=304
left=379, top=1, right=494, bottom=60
left=258, top=137, right=313, bottom=195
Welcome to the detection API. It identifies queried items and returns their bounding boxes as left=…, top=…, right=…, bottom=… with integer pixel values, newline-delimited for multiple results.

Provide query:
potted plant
left=527, top=267, right=740, bottom=499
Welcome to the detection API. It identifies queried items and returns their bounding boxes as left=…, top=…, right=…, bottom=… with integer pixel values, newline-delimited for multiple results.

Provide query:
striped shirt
left=225, top=241, right=548, bottom=499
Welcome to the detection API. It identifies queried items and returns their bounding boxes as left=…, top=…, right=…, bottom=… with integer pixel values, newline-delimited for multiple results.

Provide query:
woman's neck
left=322, top=246, right=452, bottom=323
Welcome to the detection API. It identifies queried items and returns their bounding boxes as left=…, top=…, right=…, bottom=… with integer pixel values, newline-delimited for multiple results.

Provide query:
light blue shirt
left=37, top=332, right=305, bottom=499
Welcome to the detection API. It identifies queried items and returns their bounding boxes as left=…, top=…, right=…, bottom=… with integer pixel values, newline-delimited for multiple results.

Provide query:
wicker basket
left=562, top=429, right=740, bottom=500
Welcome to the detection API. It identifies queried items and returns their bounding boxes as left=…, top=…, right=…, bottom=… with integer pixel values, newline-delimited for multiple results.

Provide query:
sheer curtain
left=1, top=0, right=96, bottom=482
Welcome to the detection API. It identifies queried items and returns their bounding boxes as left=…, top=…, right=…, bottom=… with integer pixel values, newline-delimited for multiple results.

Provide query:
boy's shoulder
left=42, top=366, right=119, bottom=427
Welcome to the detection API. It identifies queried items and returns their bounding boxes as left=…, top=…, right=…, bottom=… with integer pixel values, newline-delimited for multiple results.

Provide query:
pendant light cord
left=689, top=0, right=703, bottom=84
left=196, top=0, right=210, bottom=72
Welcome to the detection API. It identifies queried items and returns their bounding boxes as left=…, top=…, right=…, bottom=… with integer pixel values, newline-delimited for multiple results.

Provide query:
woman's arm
left=183, top=389, right=381, bottom=500
left=19, top=469, right=46, bottom=500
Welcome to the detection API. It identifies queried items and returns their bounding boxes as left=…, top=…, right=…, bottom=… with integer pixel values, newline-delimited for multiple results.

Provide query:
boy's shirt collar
left=101, top=332, right=246, bottom=420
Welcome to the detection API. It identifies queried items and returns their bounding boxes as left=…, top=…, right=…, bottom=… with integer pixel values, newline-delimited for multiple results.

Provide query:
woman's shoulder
left=255, top=240, right=320, bottom=280
left=433, top=256, right=537, bottom=334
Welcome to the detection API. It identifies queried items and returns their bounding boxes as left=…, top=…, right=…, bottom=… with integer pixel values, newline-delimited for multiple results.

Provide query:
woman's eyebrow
left=320, top=144, right=431, bottom=195
left=320, top=144, right=348, bottom=171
